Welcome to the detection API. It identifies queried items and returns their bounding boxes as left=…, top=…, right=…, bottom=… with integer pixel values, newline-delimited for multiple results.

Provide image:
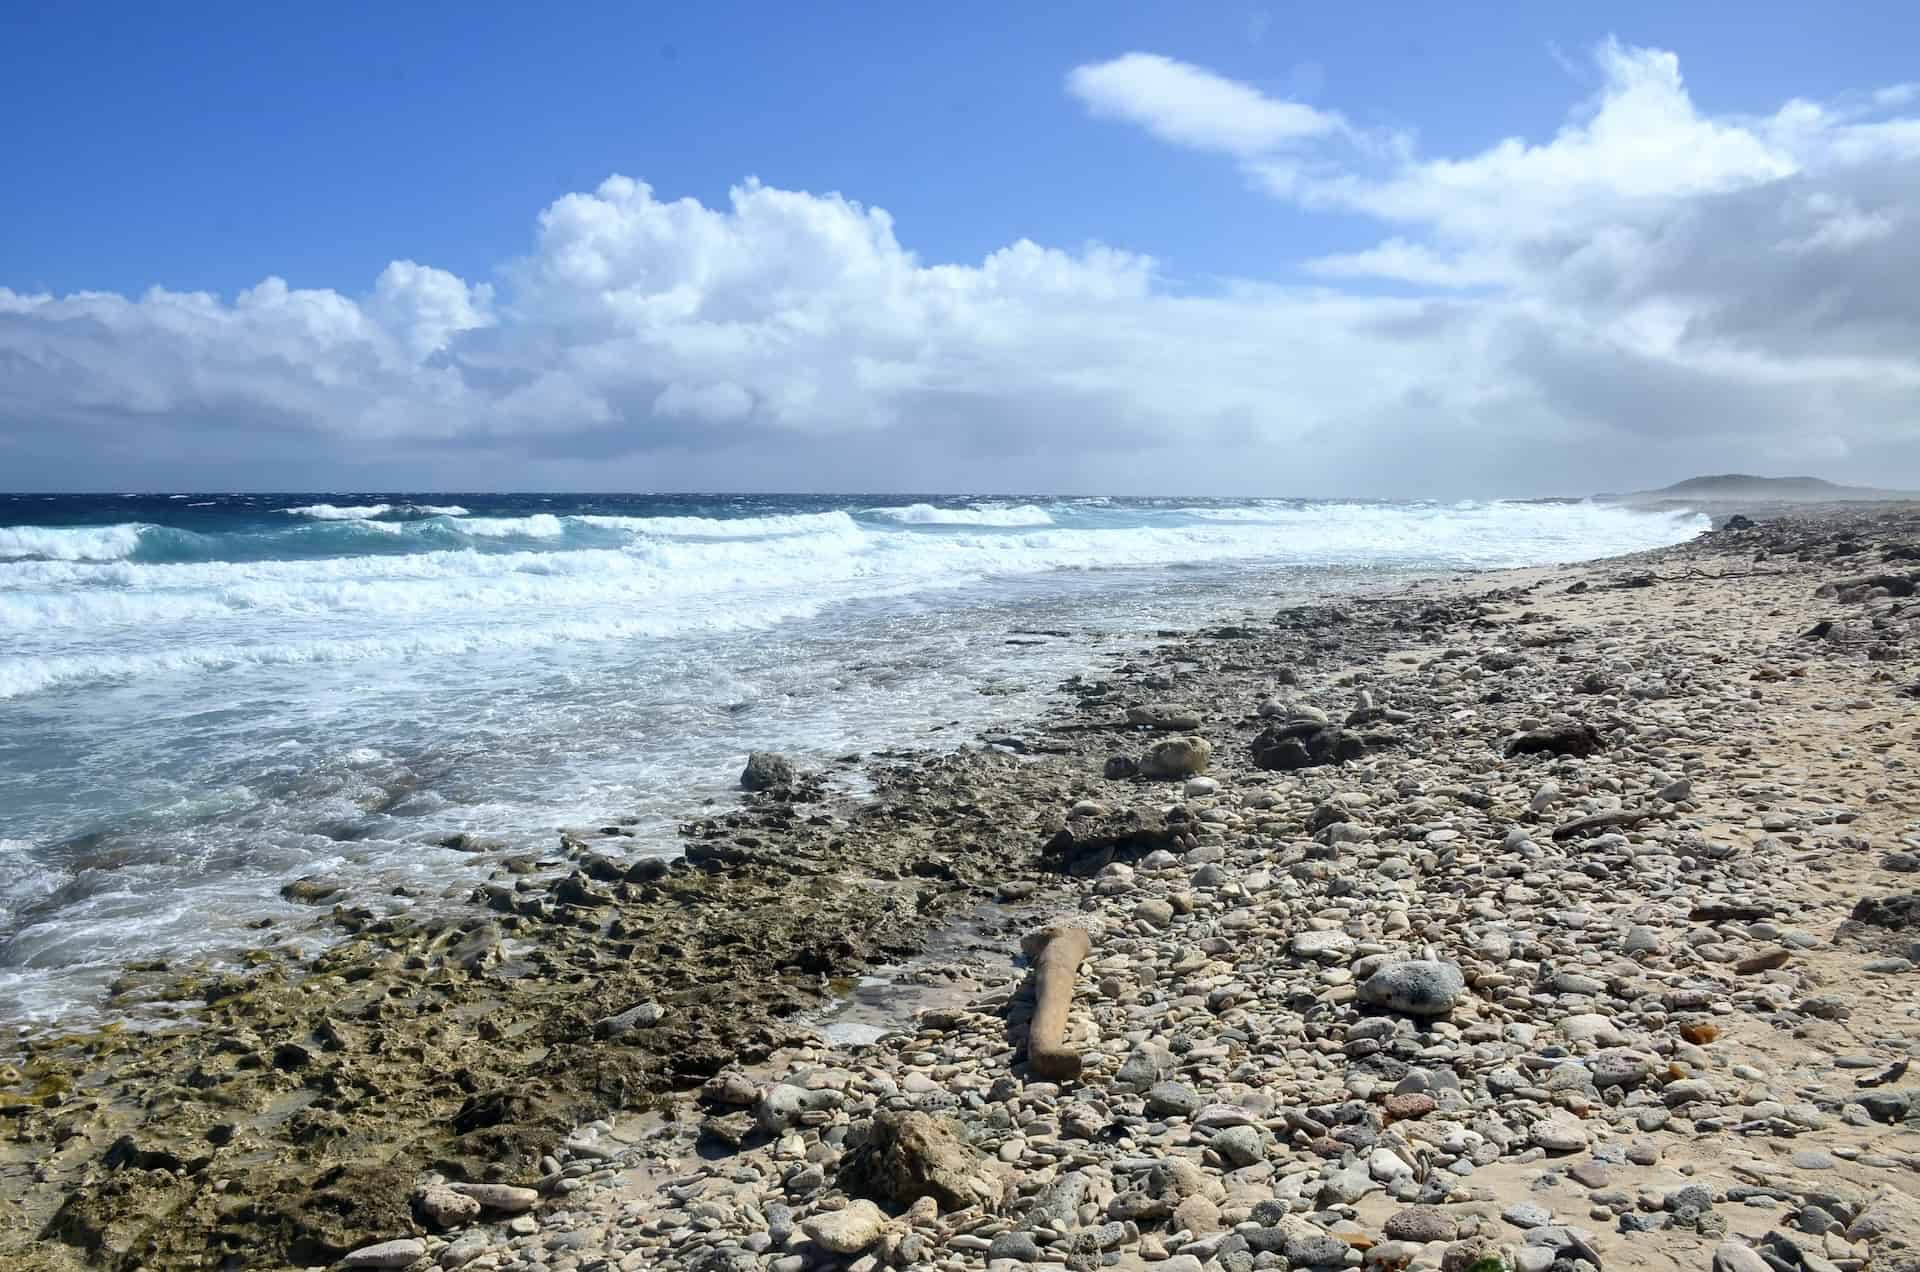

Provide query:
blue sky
left=2, top=2, right=1917, bottom=493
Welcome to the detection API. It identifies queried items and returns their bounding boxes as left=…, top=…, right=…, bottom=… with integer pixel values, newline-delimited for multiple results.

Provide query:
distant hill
left=1628, top=474, right=1913, bottom=502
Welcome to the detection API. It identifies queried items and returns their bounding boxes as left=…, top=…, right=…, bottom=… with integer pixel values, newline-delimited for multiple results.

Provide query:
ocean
left=0, top=492, right=1708, bottom=1028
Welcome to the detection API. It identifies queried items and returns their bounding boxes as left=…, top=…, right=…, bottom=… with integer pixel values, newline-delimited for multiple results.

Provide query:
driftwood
left=1020, top=924, right=1091, bottom=1080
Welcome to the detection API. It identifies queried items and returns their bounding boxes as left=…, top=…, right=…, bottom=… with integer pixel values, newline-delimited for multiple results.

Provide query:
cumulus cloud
left=2, top=39, right=1919, bottom=495
left=1064, top=53, right=1344, bottom=156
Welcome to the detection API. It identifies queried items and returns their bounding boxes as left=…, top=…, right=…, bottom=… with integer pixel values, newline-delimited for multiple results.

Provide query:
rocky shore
left=6, top=507, right=1920, bottom=1272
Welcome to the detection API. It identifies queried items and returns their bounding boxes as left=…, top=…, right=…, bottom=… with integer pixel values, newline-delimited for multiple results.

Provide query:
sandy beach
left=5, top=504, right=1920, bottom=1272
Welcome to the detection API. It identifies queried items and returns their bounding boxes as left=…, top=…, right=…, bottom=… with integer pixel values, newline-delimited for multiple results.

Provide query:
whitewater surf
left=0, top=492, right=1706, bottom=1026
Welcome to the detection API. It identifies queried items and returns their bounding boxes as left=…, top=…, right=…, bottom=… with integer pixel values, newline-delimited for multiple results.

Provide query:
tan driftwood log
left=1021, top=923, right=1091, bottom=1080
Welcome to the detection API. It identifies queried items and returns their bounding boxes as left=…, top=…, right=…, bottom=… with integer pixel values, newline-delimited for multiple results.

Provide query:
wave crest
left=867, top=503, right=1055, bottom=527
left=0, top=523, right=149, bottom=562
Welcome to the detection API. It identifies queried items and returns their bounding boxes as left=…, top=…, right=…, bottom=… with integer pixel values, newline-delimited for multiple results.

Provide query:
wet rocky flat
left=7, top=507, right=1920, bottom=1272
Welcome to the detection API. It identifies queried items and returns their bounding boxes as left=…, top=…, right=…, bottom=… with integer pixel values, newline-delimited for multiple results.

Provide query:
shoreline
left=5, top=506, right=1920, bottom=1270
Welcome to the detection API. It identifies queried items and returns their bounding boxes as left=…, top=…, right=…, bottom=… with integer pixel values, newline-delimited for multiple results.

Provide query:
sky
left=2, top=2, right=1917, bottom=496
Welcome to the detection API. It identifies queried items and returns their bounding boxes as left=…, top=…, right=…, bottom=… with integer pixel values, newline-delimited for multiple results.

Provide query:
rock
left=416, top=1183, right=482, bottom=1228
left=1850, top=893, right=1920, bottom=930
left=1735, top=947, right=1792, bottom=974
left=1359, top=960, right=1466, bottom=1016
left=1383, top=1092, right=1435, bottom=1120
left=1659, top=777, right=1694, bottom=803
left=280, top=875, right=344, bottom=904
left=1320, top=1161, right=1379, bottom=1205
left=1530, top=1114, right=1589, bottom=1153
left=440, top=1232, right=491, bottom=1268
left=1113, top=1045, right=1166, bottom=1092
left=1127, top=703, right=1203, bottom=731
left=342, top=1240, right=428, bottom=1270
left=448, top=1182, right=540, bottom=1214
left=1504, top=1202, right=1554, bottom=1229
left=1588, top=1049, right=1654, bottom=1089
left=740, top=751, right=795, bottom=791
left=1136, top=898, right=1175, bottom=928
left=1623, top=925, right=1664, bottom=955
left=1506, top=723, right=1606, bottom=758
left=802, top=1200, right=887, bottom=1254
left=1174, top=1194, right=1224, bottom=1235
left=1568, top=1161, right=1610, bottom=1189
left=989, top=1232, right=1043, bottom=1262
left=1147, top=1082, right=1203, bottom=1118
left=594, top=1000, right=664, bottom=1038
left=757, top=1083, right=842, bottom=1132
left=1104, top=754, right=1140, bottom=779
left=1715, top=1241, right=1774, bottom=1272
left=1385, top=1206, right=1457, bottom=1243
left=1287, top=1230, right=1354, bottom=1265
left=1140, top=736, right=1212, bottom=779
left=1251, top=721, right=1366, bottom=771
left=838, top=1111, right=1000, bottom=1213
left=1292, top=930, right=1356, bottom=962
left=1212, top=1124, right=1265, bottom=1168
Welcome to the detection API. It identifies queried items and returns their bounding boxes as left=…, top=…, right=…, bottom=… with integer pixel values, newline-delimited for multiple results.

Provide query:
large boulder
left=1251, top=721, right=1363, bottom=771
left=739, top=751, right=795, bottom=791
left=838, top=1111, right=1004, bottom=1212
left=1139, top=736, right=1211, bottom=780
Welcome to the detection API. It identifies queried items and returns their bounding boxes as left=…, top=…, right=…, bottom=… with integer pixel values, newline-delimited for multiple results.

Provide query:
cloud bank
left=3, top=40, right=1917, bottom=494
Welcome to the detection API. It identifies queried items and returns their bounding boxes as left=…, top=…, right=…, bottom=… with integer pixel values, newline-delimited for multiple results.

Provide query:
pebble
left=342, top=1240, right=428, bottom=1270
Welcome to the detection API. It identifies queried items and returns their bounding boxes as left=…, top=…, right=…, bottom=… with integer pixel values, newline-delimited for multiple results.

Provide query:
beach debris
left=1021, top=922, right=1091, bottom=1079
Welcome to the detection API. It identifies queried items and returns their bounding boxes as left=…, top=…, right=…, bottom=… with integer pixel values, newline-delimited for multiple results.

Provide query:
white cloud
left=1065, top=53, right=1343, bottom=156
left=1261, top=41, right=1797, bottom=239
left=1303, top=239, right=1514, bottom=288
left=2, top=40, right=1919, bottom=495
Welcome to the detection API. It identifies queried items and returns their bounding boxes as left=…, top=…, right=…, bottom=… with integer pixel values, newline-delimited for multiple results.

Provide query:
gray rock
left=1588, top=1048, right=1654, bottom=1089
left=740, top=750, right=795, bottom=790
left=1212, top=1124, right=1265, bottom=1168
left=1714, top=1242, right=1774, bottom=1272
left=594, top=1000, right=664, bottom=1038
left=1147, top=1081, right=1203, bottom=1118
left=1504, top=1202, right=1554, bottom=1229
left=1384, top=1206, right=1457, bottom=1243
left=1113, top=1046, right=1165, bottom=1093
left=440, top=1232, right=491, bottom=1269
left=448, top=1182, right=539, bottom=1214
left=1287, top=1232, right=1353, bottom=1265
left=1359, top=960, right=1467, bottom=1016
left=1127, top=703, right=1203, bottom=731
left=416, top=1183, right=482, bottom=1228
left=756, top=1083, right=841, bottom=1132
left=1530, top=1115, right=1589, bottom=1153
left=342, top=1240, right=427, bottom=1270
left=1292, top=931, right=1357, bottom=962
left=1140, top=736, right=1212, bottom=779
left=988, top=1232, right=1043, bottom=1262
left=801, top=1200, right=887, bottom=1254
